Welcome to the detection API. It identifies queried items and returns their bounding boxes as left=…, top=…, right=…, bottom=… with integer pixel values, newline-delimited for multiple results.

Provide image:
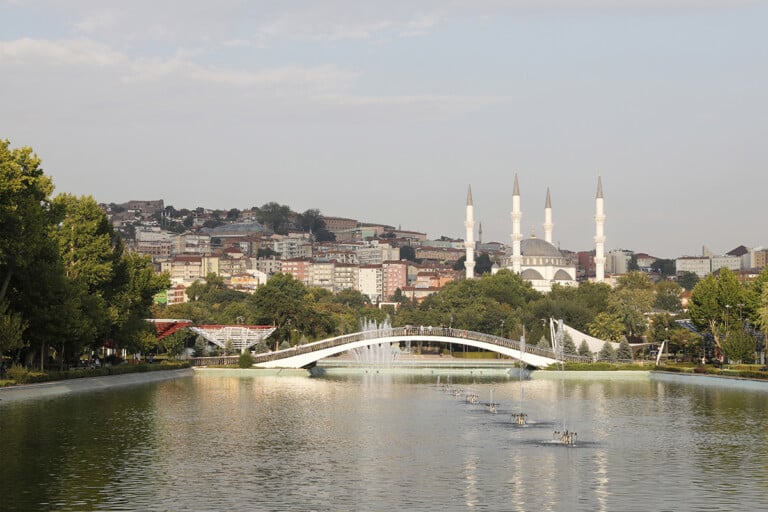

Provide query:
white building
left=358, top=265, right=383, bottom=303
left=675, top=256, right=711, bottom=278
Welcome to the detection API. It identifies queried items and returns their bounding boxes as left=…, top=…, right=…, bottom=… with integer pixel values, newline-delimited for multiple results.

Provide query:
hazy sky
left=2, top=1, right=766, bottom=259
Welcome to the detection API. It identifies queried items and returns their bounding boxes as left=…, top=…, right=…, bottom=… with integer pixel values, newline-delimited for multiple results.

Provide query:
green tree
left=689, top=269, right=745, bottom=358
left=562, top=331, right=577, bottom=355
left=651, top=259, right=676, bottom=277
left=0, top=140, right=68, bottom=367
left=587, top=312, right=625, bottom=342
left=616, top=338, right=633, bottom=360
left=654, top=280, right=683, bottom=313
left=677, top=271, right=700, bottom=291
left=598, top=341, right=616, bottom=360
left=257, top=202, right=292, bottom=234
left=722, top=328, right=756, bottom=364
left=577, top=339, right=592, bottom=357
left=0, top=300, right=27, bottom=355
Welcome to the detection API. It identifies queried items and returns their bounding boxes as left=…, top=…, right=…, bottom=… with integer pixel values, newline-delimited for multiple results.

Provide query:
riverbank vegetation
left=0, top=361, right=189, bottom=387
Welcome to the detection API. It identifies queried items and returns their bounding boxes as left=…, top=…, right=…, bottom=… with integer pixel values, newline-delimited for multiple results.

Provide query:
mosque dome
left=520, top=237, right=563, bottom=258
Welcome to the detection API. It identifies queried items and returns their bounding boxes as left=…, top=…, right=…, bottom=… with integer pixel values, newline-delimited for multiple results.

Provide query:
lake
left=2, top=370, right=767, bottom=511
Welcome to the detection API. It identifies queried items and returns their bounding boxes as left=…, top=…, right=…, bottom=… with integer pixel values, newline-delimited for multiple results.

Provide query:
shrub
left=7, top=363, right=30, bottom=384
left=238, top=352, right=254, bottom=368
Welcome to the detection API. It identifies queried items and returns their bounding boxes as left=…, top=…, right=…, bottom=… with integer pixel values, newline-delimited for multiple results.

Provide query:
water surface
left=2, top=371, right=767, bottom=511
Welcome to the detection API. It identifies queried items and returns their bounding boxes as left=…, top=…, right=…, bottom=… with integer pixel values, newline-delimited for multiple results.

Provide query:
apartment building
left=333, top=263, right=359, bottom=293
left=135, top=228, right=172, bottom=258
left=382, top=260, right=407, bottom=301
left=676, top=256, right=711, bottom=278
left=281, top=258, right=312, bottom=285
left=358, top=265, right=383, bottom=303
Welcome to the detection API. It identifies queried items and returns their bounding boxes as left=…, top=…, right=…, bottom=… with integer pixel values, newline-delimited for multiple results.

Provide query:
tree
left=562, top=331, right=577, bottom=355
left=587, top=312, right=625, bottom=342
left=651, top=259, right=676, bottom=277
left=616, top=338, right=633, bottom=360
left=0, top=301, right=27, bottom=355
left=578, top=339, right=592, bottom=357
left=654, top=280, right=683, bottom=313
left=677, top=271, right=700, bottom=291
left=598, top=341, right=616, bottom=360
left=722, top=328, right=756, bottom=364
left=257, top=202, right=292, bottom=234
left=689, top=269, right=745, bottom=359
left=0, top=140, right=68, bottom=367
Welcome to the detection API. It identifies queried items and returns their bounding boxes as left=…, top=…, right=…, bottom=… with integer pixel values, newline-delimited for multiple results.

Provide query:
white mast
left=511, top=174, right=523, bottom=273
left=464, top=185, right=476, bottom=280
left=594, top=176, right=606, bottom=282
left=544, top=187, right=553, bottom=245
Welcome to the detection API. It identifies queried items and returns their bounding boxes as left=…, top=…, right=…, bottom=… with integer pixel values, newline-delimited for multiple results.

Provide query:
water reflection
left=3, top=372, right=768, bottom=511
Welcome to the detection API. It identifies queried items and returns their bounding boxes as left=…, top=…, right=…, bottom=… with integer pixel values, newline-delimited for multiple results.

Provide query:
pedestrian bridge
left=192, top=327, right=590, bottom=369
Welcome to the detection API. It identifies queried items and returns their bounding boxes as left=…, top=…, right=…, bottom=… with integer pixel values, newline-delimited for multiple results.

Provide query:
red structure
left=148, top=319, right=193, bottom=340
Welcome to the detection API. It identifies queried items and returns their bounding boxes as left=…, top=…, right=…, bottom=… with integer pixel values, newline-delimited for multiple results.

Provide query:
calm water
left=2, top=370, right=768, bottom=512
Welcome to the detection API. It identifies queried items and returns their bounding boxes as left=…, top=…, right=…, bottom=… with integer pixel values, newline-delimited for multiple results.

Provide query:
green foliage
left=0, top=301, right=28, bottom=354
left=257, top=202, right=292, bottom=234
left=616, top=338, right=633, bottom=360
left=562, top=332, right=577, bottom=355
left=651, top=259, right=676, bottom=277
left=577, top=339, right=592, bottom=357
left=654, top=280, right=683, bottom=313
left=238, top=352, right=254, bottom=368
left=598, top=341, right=616, bottom=360
left=587, top=312, right=624, bottom=342
left=7, top=363, right=31, bottom=384
left=677, top=271, right=700, bottom=291
left=722, top=328, right=756, bottom=364
left=689, top=268, right=747, bottom=354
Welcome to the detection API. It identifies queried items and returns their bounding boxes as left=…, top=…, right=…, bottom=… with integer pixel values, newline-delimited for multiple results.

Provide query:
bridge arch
left=247, top=327, right=587, bottom=369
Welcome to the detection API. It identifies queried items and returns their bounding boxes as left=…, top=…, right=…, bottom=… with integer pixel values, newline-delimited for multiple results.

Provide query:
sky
left=1, top=1, right=766, bottom=260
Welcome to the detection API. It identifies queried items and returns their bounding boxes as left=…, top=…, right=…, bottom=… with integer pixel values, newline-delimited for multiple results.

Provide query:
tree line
left=1, top=140, right=168, bottom=370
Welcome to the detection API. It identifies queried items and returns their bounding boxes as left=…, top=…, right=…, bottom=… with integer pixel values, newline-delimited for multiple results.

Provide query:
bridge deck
left=190, top=327, right=592, bottom=369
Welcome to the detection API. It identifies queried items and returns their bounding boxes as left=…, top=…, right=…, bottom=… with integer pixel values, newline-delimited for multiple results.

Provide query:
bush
left=7, top=363, right=30, bottom=384
left=238, top=352, right=254, bottom=368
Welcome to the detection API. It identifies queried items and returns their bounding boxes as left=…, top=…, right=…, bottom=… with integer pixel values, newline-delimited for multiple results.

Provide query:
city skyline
left=1, top=1, right=766, bottom=259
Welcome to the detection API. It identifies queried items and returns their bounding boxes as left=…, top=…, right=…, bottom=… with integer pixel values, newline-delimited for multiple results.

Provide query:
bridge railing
left=189, top=327, right=593, bottom=366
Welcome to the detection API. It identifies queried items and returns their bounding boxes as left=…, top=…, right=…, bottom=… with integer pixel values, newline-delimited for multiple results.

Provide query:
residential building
left=676, top=256, right=711, bottom=278
left=606, top=250, right=632, bottom=275
left=135, top=228, right=172, bottom=258
left=358, top=265, right=383, bottom=303
left=281, top=258, right=312, bottom=285
left=711, top=255, right=741, bottom=273
left=310, top=260, right=336, bottom=291
left=171, top=233, right=211, bottom=256
left=382, top=260, right=407, bottom=301
left=333, top=263, right=359, bottom=292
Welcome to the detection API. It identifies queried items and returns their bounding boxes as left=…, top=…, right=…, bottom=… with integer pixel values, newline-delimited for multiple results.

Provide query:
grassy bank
left=545, top=361, right=768, bottom=381
left=1, top=361, right=190, bottom=387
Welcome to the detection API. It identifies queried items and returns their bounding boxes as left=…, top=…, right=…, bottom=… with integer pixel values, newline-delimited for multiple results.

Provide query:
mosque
left=464, top=174, right=606, bottom=293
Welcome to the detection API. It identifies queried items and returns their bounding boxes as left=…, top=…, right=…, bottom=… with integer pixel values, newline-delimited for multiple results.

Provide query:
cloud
left=0, top=38, right=125, bottom=66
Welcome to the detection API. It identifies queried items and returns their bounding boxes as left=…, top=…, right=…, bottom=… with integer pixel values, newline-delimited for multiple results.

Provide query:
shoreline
left=0, top=368, right=194, bottom=403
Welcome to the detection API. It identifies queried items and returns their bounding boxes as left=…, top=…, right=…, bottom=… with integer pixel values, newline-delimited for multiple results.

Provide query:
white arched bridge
left=190, top=327, right=592, bottom=369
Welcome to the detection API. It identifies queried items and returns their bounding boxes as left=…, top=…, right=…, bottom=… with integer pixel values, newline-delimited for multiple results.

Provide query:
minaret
left=543, top=187, right=553, bottom=244
left=511, top=174, right=523, bottom=273
left=478, top=222, right=483, bottom=245
left=464, top=185, right=476, bottom=280
left=594, top=176, right=606, bottom=282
